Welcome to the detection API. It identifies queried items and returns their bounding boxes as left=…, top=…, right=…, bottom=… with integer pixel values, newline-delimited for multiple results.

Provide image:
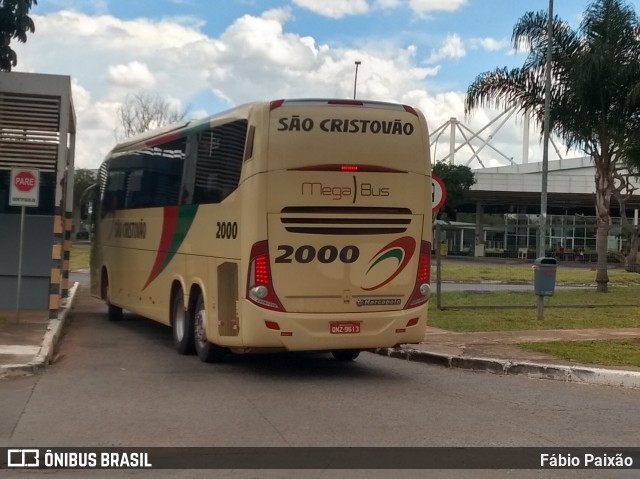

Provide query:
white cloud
left=292, top=0, right=369, bottom=18
left=107, top=61, right=156, bottom=89
left=46, top=0, right=109, bottom=14
left=12, top=8, right=533, bottom=169
left=374, top=0, right=402, bottom=8
left=291, top=0, right=468, bottom=18
left=469, top=37, right=510, bottom=52
left=408, top=0, right=468, bottom=15
left=427, top=34, right=465, bottom=63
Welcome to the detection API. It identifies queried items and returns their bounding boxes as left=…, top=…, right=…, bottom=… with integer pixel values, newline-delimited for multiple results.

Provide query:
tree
left=117, top=92, right=188, bottom=139
left=72, top=168, right=97, bottom=238
left=612, top=170, right=640, bottom=272
left=465, top=0, right=640, bottom=292
left=615, top=98, right=640, bottom=272
left=0, top=0, right=37, bottom=71
left=432, top=161, right=476, bottom=221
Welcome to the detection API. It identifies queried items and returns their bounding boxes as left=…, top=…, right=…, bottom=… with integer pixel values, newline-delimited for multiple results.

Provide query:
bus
left=88, top=98, right=432, bottom=362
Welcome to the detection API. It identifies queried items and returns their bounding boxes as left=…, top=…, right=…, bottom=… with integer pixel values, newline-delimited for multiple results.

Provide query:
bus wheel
left=332, top=350, right=360, bottom=361
left=102, top=272, right=123, bottom=321
left=193, top=294, right=227, bottom=363
left=171, top=288, right=194, bottom=355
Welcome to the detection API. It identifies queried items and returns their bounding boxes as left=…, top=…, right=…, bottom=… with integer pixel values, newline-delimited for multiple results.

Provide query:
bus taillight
left=404, top=240, right=431, bottom=309
left=270, top=99, right=285, bottom=110
left=247, top=241, right=284, bottom=311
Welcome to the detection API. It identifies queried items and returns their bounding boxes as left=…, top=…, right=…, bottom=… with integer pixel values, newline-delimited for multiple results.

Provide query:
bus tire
left=331, top=350, right=360, bottom=361
left=171, top=287, right=195, bottom=355
left=193, top=294, right=227, bottom=363
left=102, top=271, right=123, bottom=321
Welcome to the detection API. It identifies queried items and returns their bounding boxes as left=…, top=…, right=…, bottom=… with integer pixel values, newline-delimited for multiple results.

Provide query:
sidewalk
left=376, top=327, right=640, bottom=389
left=1, top=283, right=640, bottom=388
left=0, top=283, right=78, bottom=377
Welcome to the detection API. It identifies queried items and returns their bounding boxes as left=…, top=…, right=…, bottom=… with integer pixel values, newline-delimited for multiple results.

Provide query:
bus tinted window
left=193, top=120, right=247, bottom=204
left=101, top=138, right=186, bottom=212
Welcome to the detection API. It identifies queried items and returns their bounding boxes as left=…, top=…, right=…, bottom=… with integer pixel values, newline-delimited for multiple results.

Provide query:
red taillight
left=265, top=320, right=280, bottom=330
left=270, top=99, right=285, bottom=110
left=328, top=99, right=363, bottom=106
left=406, top=318, right=419, bottom=327
left=417, top=254, right=429, bottom=282
left=254, top=255, right=269, bottom=284
left=402, top=105, right=418, bottom=116
left=340, top=165, right=359, bottom=171
left=247, top=241, right=284, bottom=311
left=405, top=240, right=431, bottom=309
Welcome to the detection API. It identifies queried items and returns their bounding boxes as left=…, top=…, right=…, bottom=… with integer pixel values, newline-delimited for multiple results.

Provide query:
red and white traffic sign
left=431, top=174, right=447, bottom=212
left=10, top=168, right=40, bottom=207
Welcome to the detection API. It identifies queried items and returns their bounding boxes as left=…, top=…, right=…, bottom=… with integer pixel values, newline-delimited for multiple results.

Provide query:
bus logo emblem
left=361, top=237, right=416, bottom=291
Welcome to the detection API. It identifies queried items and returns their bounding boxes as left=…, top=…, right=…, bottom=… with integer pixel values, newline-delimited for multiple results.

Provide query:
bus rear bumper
left=237, top=300, right=428, bottom=352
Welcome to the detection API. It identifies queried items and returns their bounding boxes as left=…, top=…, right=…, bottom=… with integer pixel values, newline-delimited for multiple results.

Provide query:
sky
left=10, top=0, right=640, bottom=169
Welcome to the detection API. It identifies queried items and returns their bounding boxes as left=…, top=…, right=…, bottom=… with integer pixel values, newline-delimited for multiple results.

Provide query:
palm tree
left=465, top=0, right=640, bottom=292
left=0, top=0, right=38, bottom=71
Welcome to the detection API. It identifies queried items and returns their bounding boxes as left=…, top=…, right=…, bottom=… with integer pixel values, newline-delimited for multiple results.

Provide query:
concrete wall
left=0, top=71, right=76, bottom=316
left=0, top=214, right=54, bottom=309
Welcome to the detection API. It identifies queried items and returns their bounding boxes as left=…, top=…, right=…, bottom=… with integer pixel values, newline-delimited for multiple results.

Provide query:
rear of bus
left=241, top=99, right=431, bottom=352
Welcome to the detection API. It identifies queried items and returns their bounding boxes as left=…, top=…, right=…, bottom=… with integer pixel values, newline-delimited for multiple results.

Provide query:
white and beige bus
left=89, top=99, right=432, bottom=362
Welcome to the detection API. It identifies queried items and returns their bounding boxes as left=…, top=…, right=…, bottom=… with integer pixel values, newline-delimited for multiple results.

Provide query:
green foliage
left=429, top=287, right=640, bottom=332
left=465, top=0, right=640, bottom=291
left=439, top=258, right=640, bottom=284
left=70, top=243, right=90, bottom=270
left=466, top=0, right=640, bottom=155
left=519, top=339, right=640, bottom=368
left=432, top=161, right=475, bottom=221
left=0, top=0, right=37, bottom=71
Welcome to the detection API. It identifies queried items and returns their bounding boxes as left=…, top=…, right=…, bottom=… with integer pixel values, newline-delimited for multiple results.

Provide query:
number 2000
left=216, top=221, right=238, bottom=239
left=275, top=245, right=360, bottom=264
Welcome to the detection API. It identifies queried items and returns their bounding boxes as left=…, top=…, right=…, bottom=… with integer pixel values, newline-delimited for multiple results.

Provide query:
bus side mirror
left=80, top=202, right=90, bottom=220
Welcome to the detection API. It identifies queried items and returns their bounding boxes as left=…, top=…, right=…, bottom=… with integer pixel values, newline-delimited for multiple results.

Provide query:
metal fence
left=432, top=223, right=639, bottom=310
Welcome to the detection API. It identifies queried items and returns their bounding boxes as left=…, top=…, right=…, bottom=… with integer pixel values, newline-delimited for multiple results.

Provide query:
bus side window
left=125, top=169, right=145, bottom=208
left=102, top=170, right=126, bottom=213
left=193, top=120, right=247, bottom=204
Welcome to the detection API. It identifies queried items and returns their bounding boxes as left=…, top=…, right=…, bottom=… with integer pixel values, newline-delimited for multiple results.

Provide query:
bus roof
left=107, top=98, right=421, bottom=156
left=109, top=102, right=259, bottom=155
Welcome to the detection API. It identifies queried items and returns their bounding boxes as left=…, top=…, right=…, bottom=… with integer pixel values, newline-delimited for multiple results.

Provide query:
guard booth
left=0, top=72, right=76, bottom=317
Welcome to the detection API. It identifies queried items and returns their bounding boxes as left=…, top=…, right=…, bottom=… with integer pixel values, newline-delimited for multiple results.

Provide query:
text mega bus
left=89, top=98, right=433, bottom=362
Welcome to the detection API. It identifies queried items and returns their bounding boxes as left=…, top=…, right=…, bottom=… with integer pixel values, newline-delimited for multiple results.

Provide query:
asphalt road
left=1, top=282, right=638, bottom=479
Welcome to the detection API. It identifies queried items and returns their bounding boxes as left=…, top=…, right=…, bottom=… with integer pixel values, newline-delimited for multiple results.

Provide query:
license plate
left=330, top=322, right=361, bottom=334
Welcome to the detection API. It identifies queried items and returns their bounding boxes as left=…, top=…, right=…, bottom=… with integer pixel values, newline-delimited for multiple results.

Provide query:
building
left=442, top=157, right=640, bottom=260
left=0, top=72, right=76, bottom=314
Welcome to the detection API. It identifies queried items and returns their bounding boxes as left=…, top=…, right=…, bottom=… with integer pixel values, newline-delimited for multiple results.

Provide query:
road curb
left=374, top=346, right=640, bottom=389
left=0, top=282, right=79, bottom=378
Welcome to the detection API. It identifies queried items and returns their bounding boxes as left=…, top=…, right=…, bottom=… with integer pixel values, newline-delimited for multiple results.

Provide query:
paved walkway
left=1, top=283, right=640, bottom=388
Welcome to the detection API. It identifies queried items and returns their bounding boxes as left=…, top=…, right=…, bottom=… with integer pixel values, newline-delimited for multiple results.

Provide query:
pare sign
left=10, top=168, right=40, bottom=207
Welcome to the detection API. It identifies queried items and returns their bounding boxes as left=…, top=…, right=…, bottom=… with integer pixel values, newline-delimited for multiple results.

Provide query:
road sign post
left=432, top=174, right=447, bottom=212
left=9, top=168, right=40, bottom=321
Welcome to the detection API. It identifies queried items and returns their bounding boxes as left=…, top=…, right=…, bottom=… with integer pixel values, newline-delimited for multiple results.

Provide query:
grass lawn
left=70, top=243, right=91, bottom=270
left=519, top=339, right=640, bottom=368
left=439, top=258, right=640, bottom=285
left=429, top=287, right=640, bottom=332
left=429, top=286, right=640, bottom=368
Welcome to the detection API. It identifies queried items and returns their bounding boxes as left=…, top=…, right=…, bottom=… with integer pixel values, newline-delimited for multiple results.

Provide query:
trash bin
left=533, top=257, right=557, bottom=296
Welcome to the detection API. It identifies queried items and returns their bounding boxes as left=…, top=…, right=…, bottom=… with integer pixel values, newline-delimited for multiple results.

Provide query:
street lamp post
left=353, top=61, right=361, bottom=99
left=538, top=0, right=553, bottom=259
